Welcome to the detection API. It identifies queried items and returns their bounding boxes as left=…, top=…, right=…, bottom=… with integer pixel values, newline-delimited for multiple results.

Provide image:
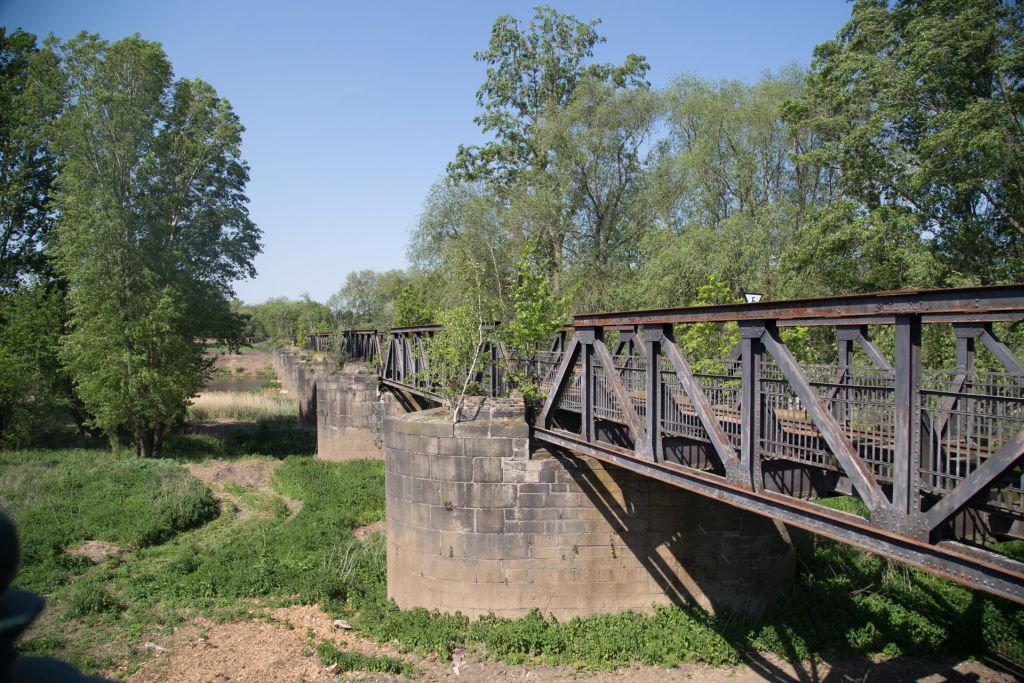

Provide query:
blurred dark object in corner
left=1, top=509, right=109, bottom=682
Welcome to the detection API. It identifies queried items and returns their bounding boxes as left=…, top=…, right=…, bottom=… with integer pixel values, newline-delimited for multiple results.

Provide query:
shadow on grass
left=713, top=526, right=1024, bottom=681
left=164, top=417, right=317, bottom=461
left=30, top=427, right=110, bottom=451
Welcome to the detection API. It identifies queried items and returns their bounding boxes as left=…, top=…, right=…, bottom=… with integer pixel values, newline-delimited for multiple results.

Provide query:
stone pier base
left=272, top=348, right=334, bottom=426
left=316, top=365, right=403, bottom=461
left=385, top=398, right=795, bottom=620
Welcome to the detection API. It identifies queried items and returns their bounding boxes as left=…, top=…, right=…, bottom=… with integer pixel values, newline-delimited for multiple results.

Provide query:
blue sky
left=0, top=0, right=853, bottom=304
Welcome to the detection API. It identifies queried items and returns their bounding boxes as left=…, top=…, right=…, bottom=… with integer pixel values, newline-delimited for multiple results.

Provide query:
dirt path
left=185, top=459, right=301, bottom=519
left=125, top=601, right=1017, bottom=682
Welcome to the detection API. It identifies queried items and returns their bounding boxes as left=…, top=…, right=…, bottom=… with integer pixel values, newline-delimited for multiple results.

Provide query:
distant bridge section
left=307, top=285, right=1024, bottom=604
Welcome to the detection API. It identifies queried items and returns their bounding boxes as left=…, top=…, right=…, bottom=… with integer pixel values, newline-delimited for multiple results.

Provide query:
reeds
left=187, top=390, right=297, bottom=421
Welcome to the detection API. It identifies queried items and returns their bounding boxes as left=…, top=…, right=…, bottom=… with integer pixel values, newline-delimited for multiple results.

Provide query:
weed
left=65, top=578, right=123, bottom=618
left=8, top=440, right=1024, bottom=675
left=315, top=640, right=416, bottom=677
left=0, top=449, right=218, bottom=594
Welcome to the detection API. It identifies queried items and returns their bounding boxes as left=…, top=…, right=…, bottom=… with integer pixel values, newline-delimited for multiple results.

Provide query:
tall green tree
left=48, top=33, right=260, bottom=456
left=627, top=70, right=838, bottom=306
left=0, top=30, right=80, bottom=444
left=327, top=268, right=408, bottom=329
left=788, top=0, right=1024, bottom=283
left=0, top=28, right=60, bottom=289
left=448, top=5, right=649, bottom=191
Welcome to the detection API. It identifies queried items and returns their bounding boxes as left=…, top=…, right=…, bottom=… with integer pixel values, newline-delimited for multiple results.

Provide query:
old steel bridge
left=308, top=284, right=1024, bottom=604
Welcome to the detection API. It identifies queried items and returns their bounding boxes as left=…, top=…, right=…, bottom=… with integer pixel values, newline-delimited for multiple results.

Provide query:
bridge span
left=307, top=284, right=1024, bottom=605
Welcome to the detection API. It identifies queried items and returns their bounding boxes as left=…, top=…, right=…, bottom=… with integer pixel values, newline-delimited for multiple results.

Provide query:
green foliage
left=0, top=284, right=78, bottom=446
left=0, top=449, right=218, bottom=594
left=45, top=33, right=260, bottom=456
left=315, top=640, right=416, bottom=678
left=354, top=603, right=470, bottom=660
left=426, top=303, right=493, bottom=419
left=163, top=421, right=316, bottom=460
left=788, top=0, right=1024, bottom=284
left=501, top=243, right=572, bottom=401
left=0, top=28, right=60, bottom=289
left=450, top=5, right=649, bottom=191
left=327, top=269, right=408, bottom=329
left=468, top=607, right=738, bottom=668
left=65, top=575, right=124, bottom=618
left=8, top=435, right=1024, bottom=673
left=409, top=180, right=512, bottom=317
left=392, top=283, right=436, bottom=327
left=240, top=295, right=333, bottom=342
left=93, top=457, right=385, bottom=608
left=675, top=275, right=741, bottom=373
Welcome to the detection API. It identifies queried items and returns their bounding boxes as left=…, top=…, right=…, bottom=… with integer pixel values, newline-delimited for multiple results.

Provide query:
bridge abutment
left=384, top=397, right=794, bottom=620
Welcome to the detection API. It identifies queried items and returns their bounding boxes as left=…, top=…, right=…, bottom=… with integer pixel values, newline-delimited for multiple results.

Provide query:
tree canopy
left=46, top=33, right=260, bottom=455
left=788, top=0, right=1024, bottom=284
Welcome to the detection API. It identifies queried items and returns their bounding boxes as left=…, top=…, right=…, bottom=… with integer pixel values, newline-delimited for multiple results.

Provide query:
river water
left=204, top=377, right=267, bottom=393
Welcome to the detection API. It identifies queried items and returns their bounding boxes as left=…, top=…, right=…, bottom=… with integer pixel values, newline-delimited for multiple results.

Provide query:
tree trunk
left=136, top=430, right=156, bottom=458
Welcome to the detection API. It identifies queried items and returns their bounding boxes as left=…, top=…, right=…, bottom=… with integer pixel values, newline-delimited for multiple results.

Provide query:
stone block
left=383, top=393, right=793, bottom=620
left=429, top=506, right=475, bottom=533
left=474, top=509, right=505, bottom=534
left=472, top=457, right=503, bottom=483
left=429, top=454, right=474, bottom=482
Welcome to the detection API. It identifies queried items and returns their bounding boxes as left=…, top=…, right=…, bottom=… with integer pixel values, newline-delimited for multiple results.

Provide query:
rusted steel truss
left=347, top=285, right=1024, bottom=603
left=307, top=330, right=381, bottom=362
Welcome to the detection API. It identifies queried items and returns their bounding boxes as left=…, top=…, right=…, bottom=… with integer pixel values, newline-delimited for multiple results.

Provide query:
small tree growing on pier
left=500, top=242, right=573, bottom=405
left=420, top=255, right=499, bottom=423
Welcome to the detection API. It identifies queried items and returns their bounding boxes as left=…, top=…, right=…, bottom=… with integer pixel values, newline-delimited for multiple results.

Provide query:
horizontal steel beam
left=574, top=284, right=1024, bottom=327
left=532, top=426, right=1024, bottom=604
left=380, top=378, right=442, bottom=404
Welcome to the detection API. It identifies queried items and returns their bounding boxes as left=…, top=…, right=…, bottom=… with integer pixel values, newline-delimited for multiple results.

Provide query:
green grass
left=5, top=439, right=1024, bottom=676
left=315, top=640, right=416, bottom=677
left=162, top=420, right=316, bottom=460
left=4, top=448, right=387, bottom=675
left=0, top=449, right=218, bottom=595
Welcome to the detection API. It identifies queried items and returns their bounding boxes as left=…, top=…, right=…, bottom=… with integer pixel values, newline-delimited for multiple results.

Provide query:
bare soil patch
left=66, top=540, right=126, bottom=564
left=185, top=459, right=301, bottom=519
left=353, top=520, right=385, bottom=540
left=122, top=602, right=1018, bottom=683
left=185, top=460, right=277, bottom=490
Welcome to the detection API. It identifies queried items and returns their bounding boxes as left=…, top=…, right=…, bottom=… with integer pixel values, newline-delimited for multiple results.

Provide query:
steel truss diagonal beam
left=925, top=429, right=1024, bottom=532
left=537, top=335, right=582, bottom=428
left=761, top=324, right=893, bottom=517
left=661, top=335, right=740, bottom=474
left=592, top=337, right=650, bottom=457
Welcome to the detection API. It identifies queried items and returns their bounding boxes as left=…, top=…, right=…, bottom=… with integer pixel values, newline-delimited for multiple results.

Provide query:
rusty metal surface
left=359, top=284, right=1024, bottom=603
left=575, top=284, right=1024, bottom=327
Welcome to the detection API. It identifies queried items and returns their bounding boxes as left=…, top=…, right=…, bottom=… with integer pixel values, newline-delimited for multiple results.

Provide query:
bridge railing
left=529, top=284, right=1024, bottom=603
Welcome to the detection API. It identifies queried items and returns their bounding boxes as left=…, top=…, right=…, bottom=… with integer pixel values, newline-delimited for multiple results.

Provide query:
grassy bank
left=4, top=437, right=1024, bottom=676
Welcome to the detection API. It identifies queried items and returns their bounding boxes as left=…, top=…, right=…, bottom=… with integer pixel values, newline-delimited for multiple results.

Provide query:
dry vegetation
left=187, top=390, right=296, bottom=422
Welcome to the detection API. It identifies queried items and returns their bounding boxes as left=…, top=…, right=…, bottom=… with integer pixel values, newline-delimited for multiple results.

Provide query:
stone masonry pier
left=316, top=364, right=403, bottom=461
left=384, top=397, right=795, bottom=620
left=272, top=347, right=334, bottom=427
